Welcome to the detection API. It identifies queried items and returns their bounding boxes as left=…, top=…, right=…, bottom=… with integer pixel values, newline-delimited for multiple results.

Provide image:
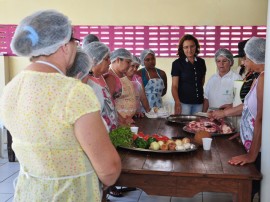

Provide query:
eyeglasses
left=69, top=36, right=80, bottom=43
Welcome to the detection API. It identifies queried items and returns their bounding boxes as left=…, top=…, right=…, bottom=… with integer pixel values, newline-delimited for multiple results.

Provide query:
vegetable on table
left=109, top=126, right=133, bottom=148
left=134, top=137, right=148, bottom=149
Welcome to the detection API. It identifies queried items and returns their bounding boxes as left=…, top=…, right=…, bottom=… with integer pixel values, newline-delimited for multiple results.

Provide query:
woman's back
left=0, top=71, right=102, bottom=201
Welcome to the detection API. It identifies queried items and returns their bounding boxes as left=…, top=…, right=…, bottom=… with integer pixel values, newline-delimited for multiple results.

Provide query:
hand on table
left=228, top=154, right=255, bottom=166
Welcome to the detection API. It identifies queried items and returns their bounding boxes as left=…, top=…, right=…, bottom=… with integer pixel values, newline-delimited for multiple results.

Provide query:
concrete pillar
left=261, top=1, right=270, bottom=201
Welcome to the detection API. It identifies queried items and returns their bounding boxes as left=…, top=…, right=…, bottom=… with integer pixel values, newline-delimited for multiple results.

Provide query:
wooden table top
left=118, top=117, right=261, bottom=181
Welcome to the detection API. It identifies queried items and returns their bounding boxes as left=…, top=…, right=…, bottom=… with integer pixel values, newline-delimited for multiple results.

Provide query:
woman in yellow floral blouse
left=0, top=10, right=121, bottom=202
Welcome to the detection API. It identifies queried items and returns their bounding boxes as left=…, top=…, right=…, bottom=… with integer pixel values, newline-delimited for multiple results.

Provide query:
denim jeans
left=181, top=103, right=203, bottom=115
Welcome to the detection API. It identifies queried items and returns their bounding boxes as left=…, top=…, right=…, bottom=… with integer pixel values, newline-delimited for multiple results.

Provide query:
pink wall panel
left=0, top=25, right=266, bottom=57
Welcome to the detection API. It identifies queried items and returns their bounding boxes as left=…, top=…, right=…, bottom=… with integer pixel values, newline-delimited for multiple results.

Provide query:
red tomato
left=133, top=134, right=138, bottom=140
left=143, top=135, right=150, bottom=141
left=162, top=135, right=169, bottom=141
left=138, top=132, right=145, bottom=138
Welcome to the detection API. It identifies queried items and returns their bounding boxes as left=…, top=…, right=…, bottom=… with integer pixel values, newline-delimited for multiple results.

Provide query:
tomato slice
left=133, top=134, right=138, bottom=140
left=138, top=132, right=145, bottom=138
left=143, top=135, right=150, bottom=141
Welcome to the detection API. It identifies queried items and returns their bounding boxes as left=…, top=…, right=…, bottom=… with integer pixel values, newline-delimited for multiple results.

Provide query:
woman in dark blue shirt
left=171, top=34, right=206, bottom=115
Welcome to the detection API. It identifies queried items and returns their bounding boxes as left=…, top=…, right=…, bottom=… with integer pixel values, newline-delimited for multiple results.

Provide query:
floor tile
left=139, top=191, right=171, bottom=202
left=171, top=193, right=202, bottom=202
left=5, top=197, right=13, bottom=202
left=0, top=181, right=15, bottom=194
left=107, top=188, right=141, bottom=202
left=203, top=192, right=232, bottom=202
left=0, top=194, right=13, bottom=202
left=0, top=162, right=20, bottom=183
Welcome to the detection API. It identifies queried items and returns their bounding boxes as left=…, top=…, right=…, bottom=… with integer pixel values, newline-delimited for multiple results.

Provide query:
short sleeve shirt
left=0, top=71, right=102, bottom=201
left=204, top=70, right=243, bottom=108
left=171, top=57, right=206, bottom=104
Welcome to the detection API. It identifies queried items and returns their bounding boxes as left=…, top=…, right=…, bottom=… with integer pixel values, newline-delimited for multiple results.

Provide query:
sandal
left=120, top=187, right=137, bottom=192
left=108, top=186, right=123, bottom=197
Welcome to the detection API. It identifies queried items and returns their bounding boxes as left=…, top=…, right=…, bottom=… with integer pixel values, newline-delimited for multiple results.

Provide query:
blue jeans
left=181, top=103, right=203, bottom=115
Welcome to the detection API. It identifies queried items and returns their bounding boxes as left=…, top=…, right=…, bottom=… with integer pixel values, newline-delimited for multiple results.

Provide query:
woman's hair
left=177, top=34, right=200, bottom=58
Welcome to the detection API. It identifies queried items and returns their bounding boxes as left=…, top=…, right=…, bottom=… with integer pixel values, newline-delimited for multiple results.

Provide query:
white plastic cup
left=130, top=126, right=139, bottom=134
left=202, top=138, right=212, bottom=150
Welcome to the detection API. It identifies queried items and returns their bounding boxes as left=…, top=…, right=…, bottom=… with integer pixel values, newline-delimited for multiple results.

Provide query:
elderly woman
left=0, top=10, right=121, bottom=201
left=126, top=56, right=151, bottom=117
left=105, top=48, right=136, bottom=126
left=82, top=42, right=118, bottom=131
left=209, top=40, right=260, bottom=120
left=136, top=49, right=167, bottom=108
left=171, top=34, right=207, bottom=115
left=203, top=48, right=242, bottom=112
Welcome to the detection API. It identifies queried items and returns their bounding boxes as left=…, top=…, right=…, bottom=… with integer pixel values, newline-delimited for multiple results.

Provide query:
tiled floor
left=0, top=143, right=259, bottom=202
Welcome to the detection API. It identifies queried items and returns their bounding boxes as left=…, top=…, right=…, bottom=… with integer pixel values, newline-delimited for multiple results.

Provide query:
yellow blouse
left=0, top=71, right=102, bottom=201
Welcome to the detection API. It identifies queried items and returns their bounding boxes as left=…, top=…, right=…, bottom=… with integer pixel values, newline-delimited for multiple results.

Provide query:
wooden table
left=111, top=117, right=261, bottom=202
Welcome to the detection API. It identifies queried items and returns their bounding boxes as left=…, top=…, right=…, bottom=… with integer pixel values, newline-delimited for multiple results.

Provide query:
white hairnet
left=83, top=42, right=110, bottom=66
left=244, top=37, right=266, bottom=64
left=215, top=48, right=234, bottom=66
left=82, top=34, right=99, bottom=48
left=66, top=47, right=92, bottom=80
left=140, top=49, right=155, bottom=65
left=11, top=10, right=72, bottom=57
left=132, top=55, right=141, bottom=65
left=110, top=48, right=132, bottom=63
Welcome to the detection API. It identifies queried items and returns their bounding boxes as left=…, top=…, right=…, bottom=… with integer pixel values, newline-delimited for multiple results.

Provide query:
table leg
left=237, top=180, right=252, bottom=202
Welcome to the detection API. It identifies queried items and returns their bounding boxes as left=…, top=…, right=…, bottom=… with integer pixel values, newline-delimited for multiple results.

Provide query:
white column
left=261, top=1, right=270, bottom=201
left=0, top=55, right=9, bottom=96
left=0, top=55, right=9, bottom=158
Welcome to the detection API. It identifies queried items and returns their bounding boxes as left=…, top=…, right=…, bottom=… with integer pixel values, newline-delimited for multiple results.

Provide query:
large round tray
left=166, top=115, right=202, bottom=125
left=118, top=145, right=197, bottom=153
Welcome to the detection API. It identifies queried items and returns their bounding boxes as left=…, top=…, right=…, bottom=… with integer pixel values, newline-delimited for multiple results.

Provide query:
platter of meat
left=183, top=118, right=236, bottom=136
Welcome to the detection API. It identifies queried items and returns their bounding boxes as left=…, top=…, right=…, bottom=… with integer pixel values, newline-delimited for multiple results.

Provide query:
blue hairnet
left=244, top=37, right=266, bottom=64
left=11, top=10, right=72, bottom=57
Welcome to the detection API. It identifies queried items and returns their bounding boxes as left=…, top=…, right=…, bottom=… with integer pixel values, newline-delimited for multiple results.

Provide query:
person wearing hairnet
left=171, top=34, right=207, bottom=115
left=66, top=46, right=93, bottom=80
left=82, top=33, right=99, bottom=48
left=226, top=37, right=265, bottom=201
left=202, top=48, right=242, bottom=112
left=0, top=10, right=121, bottom=201
left=82, top=42, right=118, bottom=132
left=126, top=55, right=151, bottom=117
left=105, top=48, right=136, bottom=126
left=137, top=49, right=167, bottom=108
left=209, top=40, right=260, bottom=119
